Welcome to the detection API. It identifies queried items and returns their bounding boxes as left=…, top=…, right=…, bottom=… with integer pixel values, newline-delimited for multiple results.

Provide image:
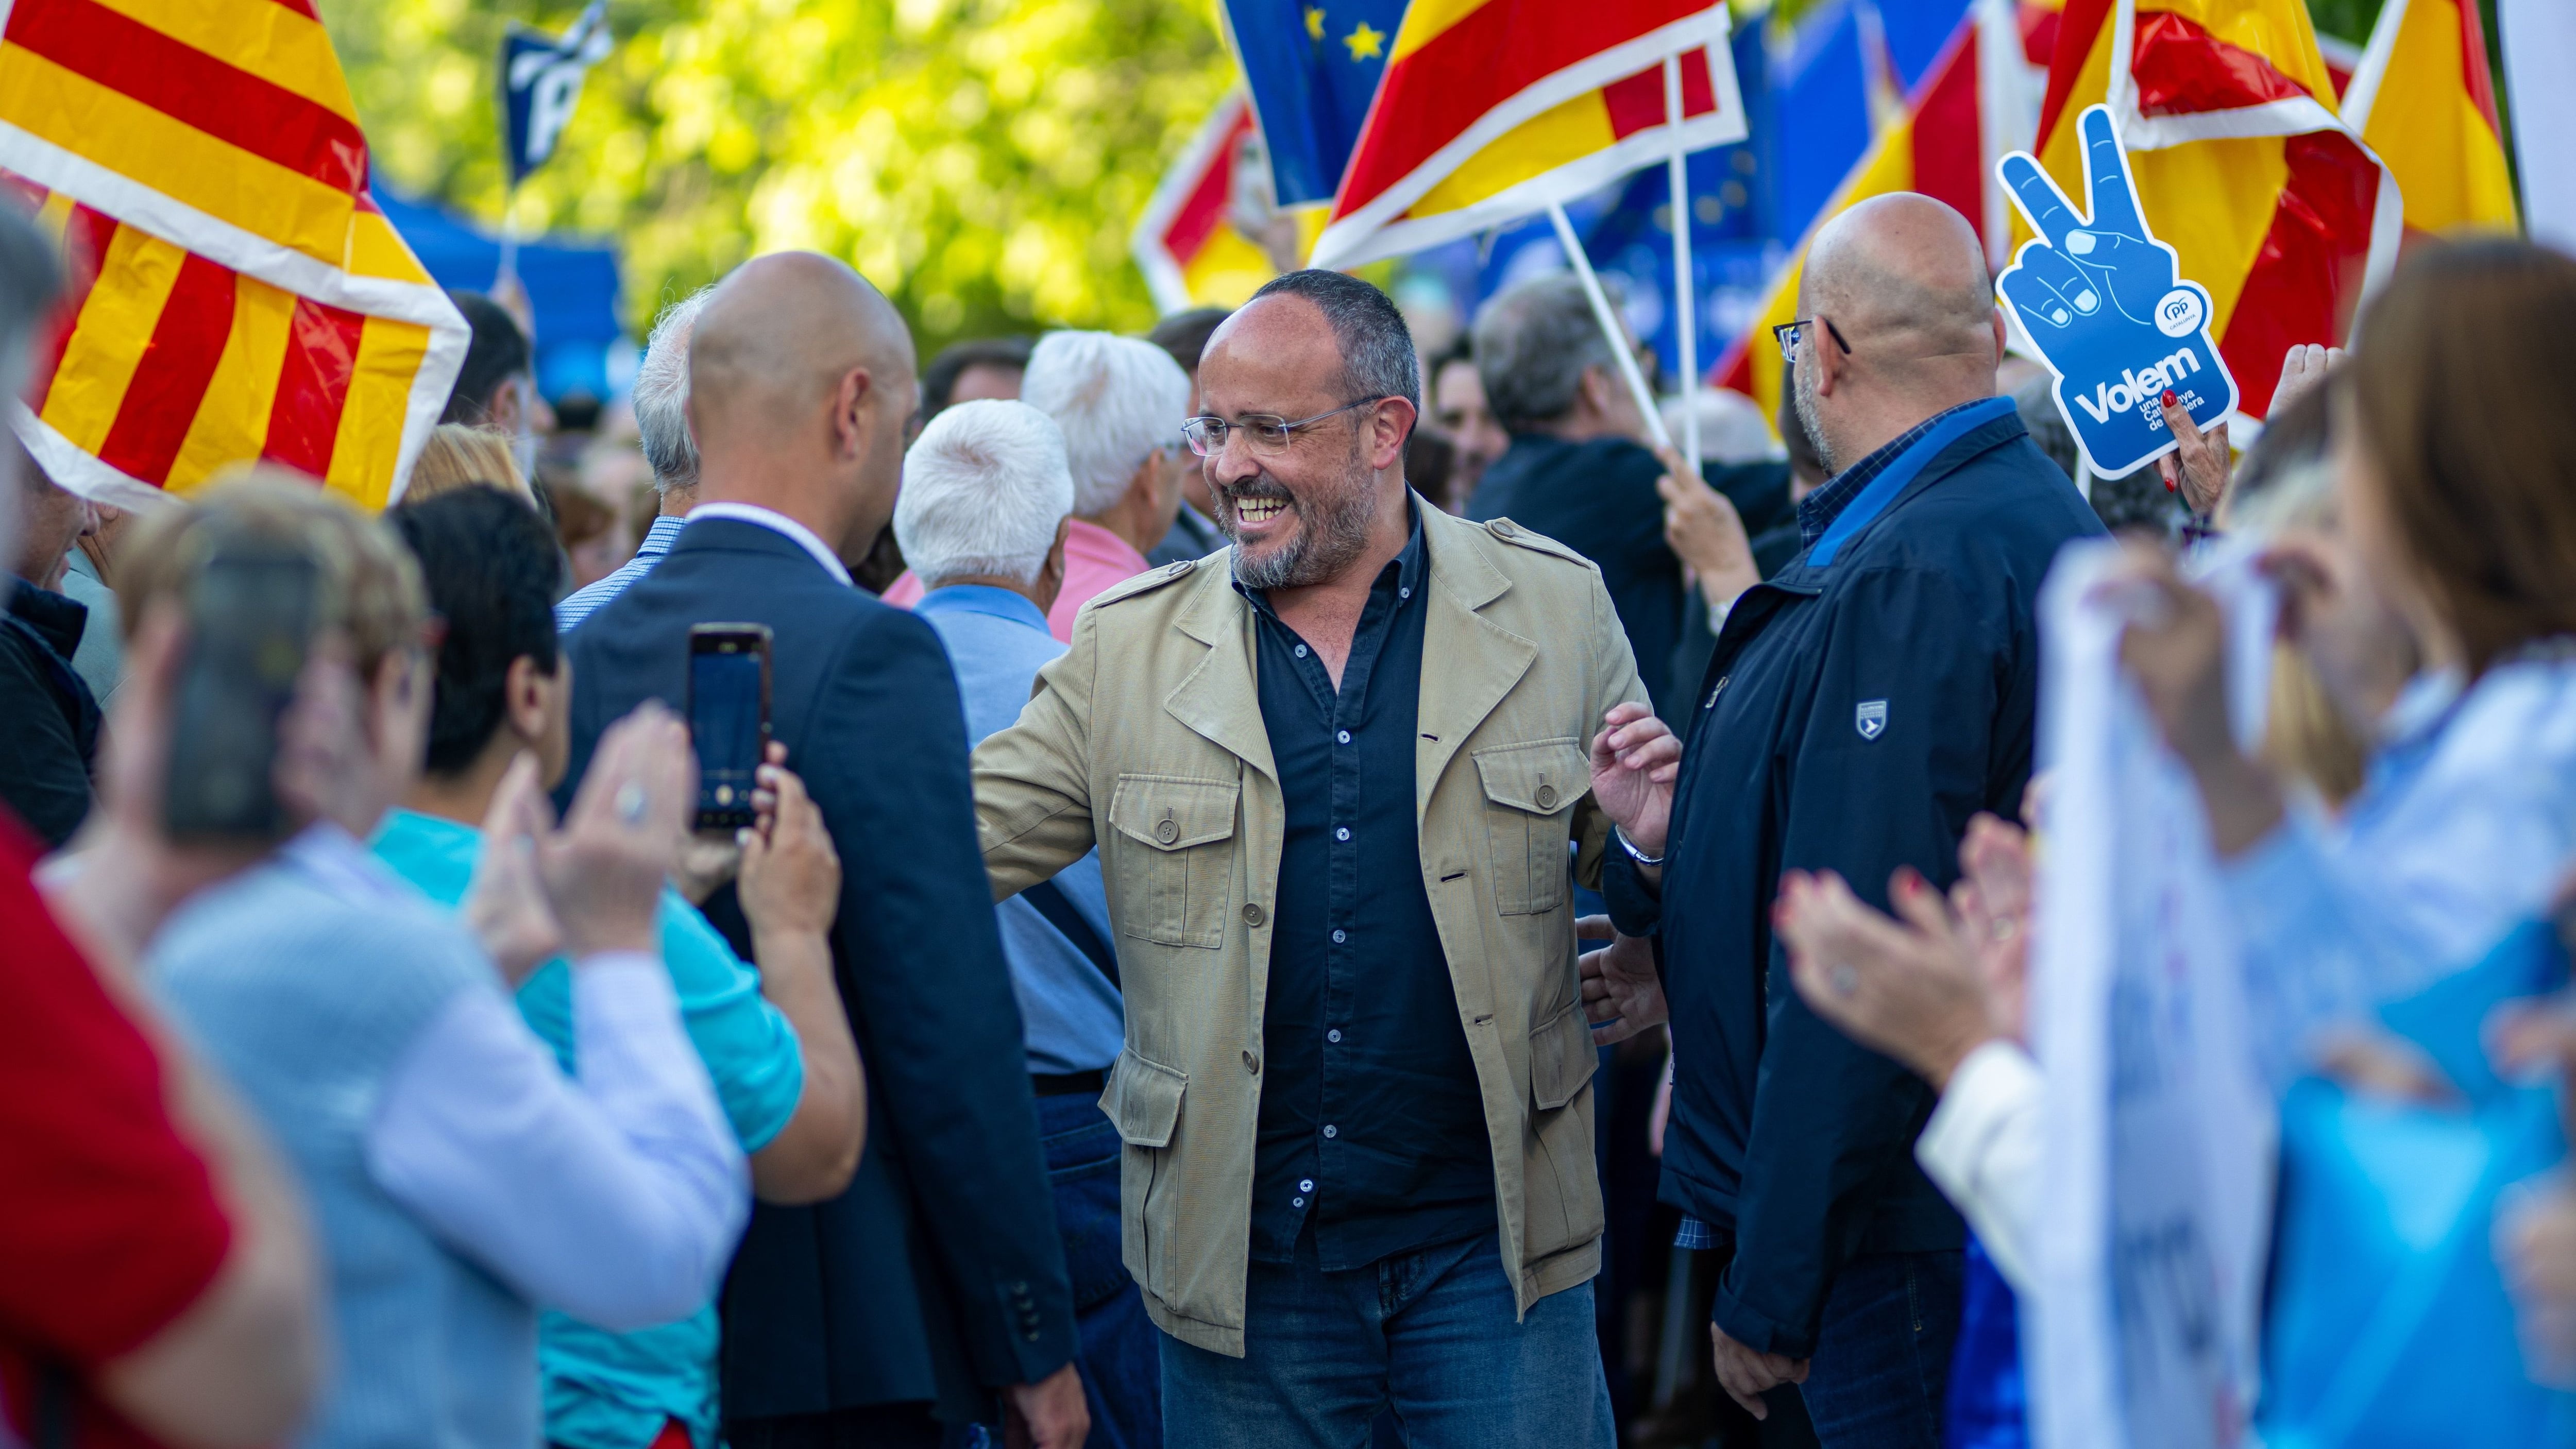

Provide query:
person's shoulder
left=1468, top=513, right=1596, bottom=572
left=1085, top=557, right=1206, bottom=611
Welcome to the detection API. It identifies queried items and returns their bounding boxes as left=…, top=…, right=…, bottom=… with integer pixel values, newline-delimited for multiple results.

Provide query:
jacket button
left=1156, top=819, right=1179, bottom=844
left=1242, top=902, right=1266, bottom=927
left=1490, top=519, right=1517, bottom=537
left=1534, top=783, right=1558, bottom=810
left=1243, top=1049, right=1261, bottom=1075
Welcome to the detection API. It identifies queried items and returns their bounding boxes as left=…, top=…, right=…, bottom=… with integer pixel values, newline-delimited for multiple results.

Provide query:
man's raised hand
left=1589, top=702, right=1680, bottom=860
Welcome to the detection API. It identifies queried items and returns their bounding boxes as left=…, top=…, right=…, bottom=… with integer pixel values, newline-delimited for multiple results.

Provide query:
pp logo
left=1992, top=105, right=2239, bottom=480
left=1855, top=700, right=1888, bottom=741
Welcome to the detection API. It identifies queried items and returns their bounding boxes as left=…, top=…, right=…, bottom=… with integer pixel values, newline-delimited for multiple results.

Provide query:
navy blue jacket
left=1604, top=399, right=2102, bottom=1357
left=560, top=519, right=1076, bottom=1424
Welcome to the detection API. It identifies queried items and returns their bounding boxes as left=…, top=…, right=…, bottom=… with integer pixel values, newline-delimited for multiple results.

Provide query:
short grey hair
left=1021, top=331, right=1192, bottom=518
left=1471, top=274, right=1619, bottom=432
left=1247, top=269, right=1421, bottom=415
left=893, top=399, right=1075, bottom=587
left=634, top=287, right=713, bottom=492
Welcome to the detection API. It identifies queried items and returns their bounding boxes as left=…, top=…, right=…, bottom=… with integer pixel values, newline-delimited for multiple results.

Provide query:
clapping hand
left=1775, top=865, right=2003, bottom=1089
left=462, top=752, right=566, bottom=984
left=542, top=703, right=695, bottom=958
left=1588, top=703, right=1680, bottom=861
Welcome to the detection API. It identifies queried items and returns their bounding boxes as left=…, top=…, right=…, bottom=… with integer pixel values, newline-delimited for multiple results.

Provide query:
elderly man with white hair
left=886, top=330, right=1191, bottom=640
left=892, top=398, right=1155, bottom=1443
left=556, top=287, right=714, bottom=630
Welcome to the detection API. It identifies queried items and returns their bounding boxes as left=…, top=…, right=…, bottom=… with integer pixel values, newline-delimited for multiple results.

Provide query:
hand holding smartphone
left=687, top=624, right=772, bottom=831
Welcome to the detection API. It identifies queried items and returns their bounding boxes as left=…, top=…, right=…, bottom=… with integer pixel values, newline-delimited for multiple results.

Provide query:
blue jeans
left=1037, top=1092, right=1163, bottom=1449
left=1796, top=1249, right=1963, bottom=1449
left=1159, top=1228, right=1612, bottom=1449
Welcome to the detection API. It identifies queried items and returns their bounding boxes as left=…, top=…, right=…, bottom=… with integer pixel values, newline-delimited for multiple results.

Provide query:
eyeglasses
left=1772, top=317, right=1853, bottom=364
left=1181, top=398, right=1382, bottom=457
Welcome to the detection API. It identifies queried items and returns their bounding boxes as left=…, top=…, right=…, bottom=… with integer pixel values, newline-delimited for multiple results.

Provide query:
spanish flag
left=1131, top=94, right=1290, bottom=315
left=2027, top=0, right=2399, bottom=419
left=1308, top=1, right=1745, bottom=270
left=1714, top=0, right=2043, bottom=424
left=0, top=0, right=466, bottom=510
left=2341, top=0, right=2516, bottom=237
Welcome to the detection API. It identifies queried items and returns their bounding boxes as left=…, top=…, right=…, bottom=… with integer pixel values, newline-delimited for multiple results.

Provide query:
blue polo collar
left=1804, top=395, right=2021, bottom=568
left=912, top=583, right=1053, bottom=634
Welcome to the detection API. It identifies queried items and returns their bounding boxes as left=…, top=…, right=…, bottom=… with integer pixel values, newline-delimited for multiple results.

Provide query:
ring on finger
left=614, top=781, right=648, bottom=825
left=1829, top=963, right=1859, bottom=997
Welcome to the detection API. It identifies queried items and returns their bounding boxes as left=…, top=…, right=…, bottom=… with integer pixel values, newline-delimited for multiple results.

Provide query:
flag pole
left=1546, top=201, right=1673, bottom=451
left=496, top=182, right=520, bottom=288
left=1664, top=54, right=1700, bottom=477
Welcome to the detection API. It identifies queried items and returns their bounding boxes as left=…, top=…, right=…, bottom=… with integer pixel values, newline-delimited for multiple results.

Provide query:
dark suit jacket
left=560, top=517, right=1076, bottom=1424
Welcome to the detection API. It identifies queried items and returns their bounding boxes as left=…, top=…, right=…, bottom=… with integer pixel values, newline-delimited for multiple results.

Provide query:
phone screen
left=689, top=643, right=766, bottom=826
left=164, top=550, right=319, bottom=842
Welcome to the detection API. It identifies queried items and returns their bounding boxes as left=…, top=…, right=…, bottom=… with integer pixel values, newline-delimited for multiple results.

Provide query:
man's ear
left=1810, top=315, right=1850, bottom=398
left=503, top=654, right=552, bottom=743
left=1369, top=398, right=1416, bottom=471
left=831, top=366, right=873, bottom=461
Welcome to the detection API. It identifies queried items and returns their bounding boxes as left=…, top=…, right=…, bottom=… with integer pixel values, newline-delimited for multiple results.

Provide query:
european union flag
left=1222, top=0, right=1407, bottom=208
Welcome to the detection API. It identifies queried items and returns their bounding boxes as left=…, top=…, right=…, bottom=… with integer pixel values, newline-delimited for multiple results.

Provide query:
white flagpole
left=496, top=183, right=521, bottom=288
left=1663, top=54, right=1700, bottom=476
left=1546, top=201, right=1673, bottom=451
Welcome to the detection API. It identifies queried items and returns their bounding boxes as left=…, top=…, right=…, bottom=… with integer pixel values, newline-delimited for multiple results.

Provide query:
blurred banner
left=0, top=0, right=466, bottom=511
left=1221, top=0, right=1406, bottom=210
left=1132, top=93, right=1297, bottom=314
left=2024, top=0, right=2398, bottom=422
left=1309, top=1, right=1747, bottom=269
left=503, top=0, right=614, bottom=186
left=2341, top=0, right=2517, bottom=238
left=1710, top=0, right=2027, bottom=425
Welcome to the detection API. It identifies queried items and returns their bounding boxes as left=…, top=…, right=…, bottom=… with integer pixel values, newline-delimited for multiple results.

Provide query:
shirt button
left=1335, top=826, right=1351, bottom=842
left=1400, top=587, right=1412, bottom=599
left=1327, top=1029, right=1342, bottom=1043
left=1243, top=902, right=1266, bottom=926
left=1336, top=729, right=1351, bottom=744
left=1331, top=929, right=1346, bottom=944
left=1295, top=643, right=1309, bottom=658
left=1300, top=1178, right=1315, bottom=1192
left=1243, top=1049, right=1261, bottom=1075
left=1323, top=1124, right=1337, bottom=1139
left=1293, top=1197, right=1305, bottom=1207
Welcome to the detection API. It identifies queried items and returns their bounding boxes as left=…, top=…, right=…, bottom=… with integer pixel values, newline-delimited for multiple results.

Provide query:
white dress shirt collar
left=685, top=502, right=854, bottom=588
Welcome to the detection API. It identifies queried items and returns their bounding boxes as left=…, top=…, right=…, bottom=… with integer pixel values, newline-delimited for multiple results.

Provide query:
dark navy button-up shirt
left=1235, top=503, right=1497, bottom=1270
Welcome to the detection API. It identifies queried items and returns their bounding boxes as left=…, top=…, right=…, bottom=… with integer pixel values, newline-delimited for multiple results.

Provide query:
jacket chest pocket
left=1107, top=774, right=1241, bottom=949
left=1470, top=738, right=1588, bottom=916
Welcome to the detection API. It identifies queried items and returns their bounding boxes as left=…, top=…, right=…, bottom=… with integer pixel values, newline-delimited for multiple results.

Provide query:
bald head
left=1802, top=194, right=1995, bottom=368
left=689, top=251, right=914, bottom=452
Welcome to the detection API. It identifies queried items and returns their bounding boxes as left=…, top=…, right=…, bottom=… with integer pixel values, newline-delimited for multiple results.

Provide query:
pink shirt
left=879, top=518, right=1151, bottom=644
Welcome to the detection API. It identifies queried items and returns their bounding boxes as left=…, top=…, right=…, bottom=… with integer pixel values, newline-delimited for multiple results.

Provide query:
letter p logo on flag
left=1994, top=106, right=2239, bottom=481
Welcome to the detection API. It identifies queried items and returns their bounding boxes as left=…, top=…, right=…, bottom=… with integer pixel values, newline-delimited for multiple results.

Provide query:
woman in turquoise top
left=376, top=490, right=867, bottom=1449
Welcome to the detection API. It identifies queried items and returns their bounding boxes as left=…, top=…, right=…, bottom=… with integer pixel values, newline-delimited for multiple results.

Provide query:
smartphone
left=163, top=541, right=323, bottom=843
left=688, top=623, right=772, bottom=830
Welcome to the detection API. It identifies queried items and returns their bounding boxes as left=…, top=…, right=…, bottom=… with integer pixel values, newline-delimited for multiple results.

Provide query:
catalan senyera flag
left=1715, top=0, right=2044, bottom=425
left=1308, top=1, right=1747, bottom=270
left=2026, top=0, right=2399, bottom=420
left=2340, top=0, right=2517, bottom=237
left=0, top=0, right=467, bottom=511
left=1132, top=94, right=1290, bottom=315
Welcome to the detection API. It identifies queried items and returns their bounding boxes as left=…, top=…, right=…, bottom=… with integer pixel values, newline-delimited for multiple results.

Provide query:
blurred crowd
left=8, top=177, right=2576, bottom=1449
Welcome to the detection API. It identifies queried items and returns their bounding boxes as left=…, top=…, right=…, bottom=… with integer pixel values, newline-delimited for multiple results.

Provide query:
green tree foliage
left=321, top=0, right=1235, bottom=355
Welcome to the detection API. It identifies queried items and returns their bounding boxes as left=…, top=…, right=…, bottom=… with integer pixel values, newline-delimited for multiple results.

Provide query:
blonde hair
left=118, top=467, right=427, bottom=682
left=402, top=423, right=533, bottom=505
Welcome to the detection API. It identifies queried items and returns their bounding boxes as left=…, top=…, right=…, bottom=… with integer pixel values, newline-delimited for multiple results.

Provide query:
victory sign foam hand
left=1995, top=105, right=2237, bottom=480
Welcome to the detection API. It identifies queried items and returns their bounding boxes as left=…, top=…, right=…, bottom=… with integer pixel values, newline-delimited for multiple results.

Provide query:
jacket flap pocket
left=1530, top=998, right=1598, bottom=1111
left=1472, top=738, right=1589, bottom=816
left=1104, top=1049, right=1188, bottom=1147
left=1109, top=774, right=1241, bottom=852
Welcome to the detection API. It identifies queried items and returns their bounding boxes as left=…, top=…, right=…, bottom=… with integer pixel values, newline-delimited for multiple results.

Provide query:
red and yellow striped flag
left=2029, top=0, right=2399, bottom=420
left=1308, top=1, right=1745, bottom=269
left=2341, top=0, right=2516, bottom=237
left=1, top=0, right=466, bottom=510
left=1131, top=94, right=1287, bottom=314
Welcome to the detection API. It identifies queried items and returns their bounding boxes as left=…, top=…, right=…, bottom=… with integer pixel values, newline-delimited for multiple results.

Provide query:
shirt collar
left=684, top=502, right=853, bottom=587
left=5, top=577, right=87, bottom=659
left=1231, top=496, right=1427, bottom=617
left=913, top=582, right=1053, bottom=634
left=635, top=513, right=687, bottom=558
left=1797, top=399, right=1989, bottom=548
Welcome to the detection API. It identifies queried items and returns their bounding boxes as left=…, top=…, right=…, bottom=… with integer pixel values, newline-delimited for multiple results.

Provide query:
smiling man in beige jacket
left=967, top=270, right=1682, bottom=1447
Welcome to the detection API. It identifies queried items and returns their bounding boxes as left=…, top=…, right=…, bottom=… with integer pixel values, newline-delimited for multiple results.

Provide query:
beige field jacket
left=969, top=500, right=1651, bottom=1357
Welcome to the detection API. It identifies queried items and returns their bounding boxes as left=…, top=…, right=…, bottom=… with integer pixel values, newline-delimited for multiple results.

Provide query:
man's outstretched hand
left=1578, top=913, right=1667, bottom=1045
left=1590, top=703, right=1680, bottom=860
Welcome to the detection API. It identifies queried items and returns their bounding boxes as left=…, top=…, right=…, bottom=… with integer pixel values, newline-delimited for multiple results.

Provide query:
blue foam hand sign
left=1994, top=105, right=2238, bottom=480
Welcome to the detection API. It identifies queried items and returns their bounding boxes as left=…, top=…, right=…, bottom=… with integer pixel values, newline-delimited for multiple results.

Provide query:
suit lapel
left=1415, top=513, right=1535, bottom=814
left=1168, top=569, right=1279, bottom=782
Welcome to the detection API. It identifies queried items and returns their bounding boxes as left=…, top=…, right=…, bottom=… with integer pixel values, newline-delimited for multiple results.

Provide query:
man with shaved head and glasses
left=967, top=269, right=1683, bottom=1447
left=1578, top=194, right=2104, bottom=1444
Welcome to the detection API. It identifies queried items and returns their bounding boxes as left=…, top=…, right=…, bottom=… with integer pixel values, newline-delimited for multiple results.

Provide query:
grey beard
left=1793, top=363, right=1838, bottom=478
left=1219, top=461, right=1378, bottom=592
